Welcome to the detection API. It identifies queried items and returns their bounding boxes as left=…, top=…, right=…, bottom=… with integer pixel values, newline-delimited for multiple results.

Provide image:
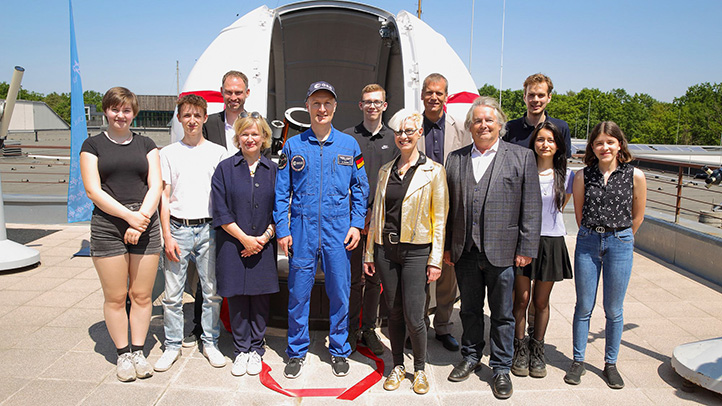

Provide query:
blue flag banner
left=67, top=0, right=93, bottom=222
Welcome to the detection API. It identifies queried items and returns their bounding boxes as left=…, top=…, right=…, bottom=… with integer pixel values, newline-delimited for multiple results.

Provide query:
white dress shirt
left=224, top=117, right=239, bottom=155
left=471, top=137, right=500, bottom=183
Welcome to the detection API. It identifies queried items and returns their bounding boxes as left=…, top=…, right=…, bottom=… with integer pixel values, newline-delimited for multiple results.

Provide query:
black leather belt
left=384, top=232, right=400, bottom=245
left=590, top=225, right=626, bottom=233
left=170, top=215, right=212, bottom=226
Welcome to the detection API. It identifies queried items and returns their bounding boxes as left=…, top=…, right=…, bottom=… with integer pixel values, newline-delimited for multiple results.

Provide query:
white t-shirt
left=539, top=168, right=574, bottom=237
left=160, top=139, right=228, bottom=219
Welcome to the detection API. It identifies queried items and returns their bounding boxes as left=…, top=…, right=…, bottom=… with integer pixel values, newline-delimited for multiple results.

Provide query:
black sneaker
left=182, top=332, right=199, bottom=348
left=564, top=361, right=586, bottom=385
left=362, top=328, right=384, bottom=355
left=603, top=363, right=625, bottom=389
left=284, top=357, right=304, bottom=379
left=331, top=356, right=349, bottom=377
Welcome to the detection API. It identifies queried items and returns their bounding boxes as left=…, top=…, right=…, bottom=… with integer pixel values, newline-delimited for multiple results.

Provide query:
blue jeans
left=162, top=221, right=221, bottom=350
left=455, top=248, right=515, bottom=374
left=572, top=226, right=634, bottom=364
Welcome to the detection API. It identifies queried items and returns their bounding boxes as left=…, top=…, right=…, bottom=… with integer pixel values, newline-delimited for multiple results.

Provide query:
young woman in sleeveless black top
left=564, top=121, right=647, bottom=389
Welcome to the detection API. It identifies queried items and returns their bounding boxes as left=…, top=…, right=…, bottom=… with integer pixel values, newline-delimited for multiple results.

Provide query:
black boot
left=511, top=337, right=529, bottom=377
left=528, top=337, right=547, bottom=378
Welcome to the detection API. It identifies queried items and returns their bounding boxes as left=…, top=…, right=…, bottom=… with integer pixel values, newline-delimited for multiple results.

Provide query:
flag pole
left=67, top=0, right=93, bottom=223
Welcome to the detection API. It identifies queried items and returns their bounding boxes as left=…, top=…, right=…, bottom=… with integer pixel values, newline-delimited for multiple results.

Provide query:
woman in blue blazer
left=211, top=113, right=278, bottom=377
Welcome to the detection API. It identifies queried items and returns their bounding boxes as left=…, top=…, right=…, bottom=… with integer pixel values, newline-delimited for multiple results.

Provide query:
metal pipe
left=675, top=166, right=683, bottom=223
left=0, top=66, right=26, bottom=140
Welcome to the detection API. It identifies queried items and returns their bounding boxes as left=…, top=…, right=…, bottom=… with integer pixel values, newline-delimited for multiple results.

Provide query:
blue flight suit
left=274, top=127, right=369, bottom=359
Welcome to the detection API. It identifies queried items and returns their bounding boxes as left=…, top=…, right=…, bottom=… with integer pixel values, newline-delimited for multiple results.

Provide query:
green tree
left=478, top=84, right=498, bottom=98
left=44, top=92, right=71, bottom=123
left=83, top=90, right=103, bottom=112
left=676, top=82, right=722, bottom=145
left=0, top=82, right=44, bottom=101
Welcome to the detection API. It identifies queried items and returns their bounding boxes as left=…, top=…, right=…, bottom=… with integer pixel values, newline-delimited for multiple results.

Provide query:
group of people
left=80, top=70, right=647, bottom=400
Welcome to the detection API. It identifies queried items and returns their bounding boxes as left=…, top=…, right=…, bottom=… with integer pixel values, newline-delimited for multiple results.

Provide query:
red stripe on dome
left=178, top=90, right=224, bottom=104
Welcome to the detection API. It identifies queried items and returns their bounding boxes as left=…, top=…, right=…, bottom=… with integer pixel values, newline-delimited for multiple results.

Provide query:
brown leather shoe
left=413, top=370, right=430, bottom=395
left=383, top=365, right=406, bottom=391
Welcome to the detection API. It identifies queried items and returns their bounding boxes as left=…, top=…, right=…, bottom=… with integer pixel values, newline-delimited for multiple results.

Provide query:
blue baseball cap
left=306, top=81, right=337, bottom=101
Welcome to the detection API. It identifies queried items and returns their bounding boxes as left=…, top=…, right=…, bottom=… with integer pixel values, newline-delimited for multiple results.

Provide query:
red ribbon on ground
left=259, top=345, right=384, bottom=401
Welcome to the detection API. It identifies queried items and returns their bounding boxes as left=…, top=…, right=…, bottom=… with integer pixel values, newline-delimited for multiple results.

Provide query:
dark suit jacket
left=445, top=139, right=541, bottom=268
left=203, top=111, right=227, bottom=149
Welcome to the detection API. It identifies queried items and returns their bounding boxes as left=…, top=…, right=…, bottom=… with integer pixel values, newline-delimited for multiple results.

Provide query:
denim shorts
left=90, top=203, right=161, bottom=257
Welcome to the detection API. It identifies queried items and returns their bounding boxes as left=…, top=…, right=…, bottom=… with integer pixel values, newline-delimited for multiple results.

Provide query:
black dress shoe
left=448, top=359, right=481, bottom=382
left=435, top=334, right=460, bottom=351
left=492, top=373, right=513, bottom=399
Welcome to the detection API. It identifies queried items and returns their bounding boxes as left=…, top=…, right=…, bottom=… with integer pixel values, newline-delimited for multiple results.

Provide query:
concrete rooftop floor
left=1, top=223, right=721, bottom=405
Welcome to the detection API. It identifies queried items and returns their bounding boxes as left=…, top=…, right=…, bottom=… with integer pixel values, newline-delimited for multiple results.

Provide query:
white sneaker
left=232, top=352, right=249, bottom=376
left=154, top=349, right=180, bottom=372
left=131, top=350, right=154, bottom=379
left=116, top=352, right=136, bottom=382
left=203, top=345, right=226, bottom=368
left=247, top=351, right=263, bottom=376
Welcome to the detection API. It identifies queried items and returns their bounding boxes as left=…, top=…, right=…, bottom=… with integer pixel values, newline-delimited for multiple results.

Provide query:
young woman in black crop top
left=80, top=87, right=162, bottom=382
left=564, top=121, right=647, bottom=389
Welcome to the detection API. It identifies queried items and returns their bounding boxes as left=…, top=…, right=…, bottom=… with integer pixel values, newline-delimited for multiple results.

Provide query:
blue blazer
left=211, top=152, right=279, bottom=297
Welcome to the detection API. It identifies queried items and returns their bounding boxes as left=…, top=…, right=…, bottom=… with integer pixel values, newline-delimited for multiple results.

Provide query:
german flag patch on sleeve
left=355, top=154, right=365, bottom=170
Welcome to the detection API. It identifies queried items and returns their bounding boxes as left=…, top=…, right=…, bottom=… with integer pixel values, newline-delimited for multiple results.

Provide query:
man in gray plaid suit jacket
left=443, top=96, right=541, bottom=399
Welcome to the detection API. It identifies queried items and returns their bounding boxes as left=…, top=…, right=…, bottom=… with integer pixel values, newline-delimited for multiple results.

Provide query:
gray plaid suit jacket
left=445, top=139, right=542, bottom=268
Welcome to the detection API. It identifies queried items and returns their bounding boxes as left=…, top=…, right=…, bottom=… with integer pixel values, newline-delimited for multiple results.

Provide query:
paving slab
left=1, top=221, right=721, bottom=405
left=1, top=379, right=96, bottom=406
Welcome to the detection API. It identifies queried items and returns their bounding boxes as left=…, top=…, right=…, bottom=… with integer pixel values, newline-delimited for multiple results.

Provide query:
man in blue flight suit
left=274, top=81, right=369, bottom=379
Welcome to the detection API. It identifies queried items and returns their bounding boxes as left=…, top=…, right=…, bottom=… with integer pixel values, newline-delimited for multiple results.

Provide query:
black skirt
left=516, top=236, right=573, bottom=282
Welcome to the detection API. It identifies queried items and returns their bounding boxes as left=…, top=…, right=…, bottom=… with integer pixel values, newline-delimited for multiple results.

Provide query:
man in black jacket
left=202, top=70, right=250, bottom=154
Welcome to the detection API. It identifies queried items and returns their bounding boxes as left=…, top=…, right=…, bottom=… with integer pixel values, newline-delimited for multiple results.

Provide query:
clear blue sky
left=3, top=0, right=721, bottom=102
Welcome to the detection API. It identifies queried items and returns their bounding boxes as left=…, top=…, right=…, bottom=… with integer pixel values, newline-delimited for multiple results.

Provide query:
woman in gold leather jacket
left=363, top=109, right=449, bottom=395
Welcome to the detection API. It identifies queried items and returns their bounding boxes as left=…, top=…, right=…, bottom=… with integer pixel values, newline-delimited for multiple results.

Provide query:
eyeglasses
left=240, top=111, right=262, bottom=119
left=394, top=128, right=419, bottom=136
left=361, top=100, right=385, bottom=108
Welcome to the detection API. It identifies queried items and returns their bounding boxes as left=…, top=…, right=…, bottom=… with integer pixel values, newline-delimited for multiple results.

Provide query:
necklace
left=105, top=131, right=132, bottom=145
left=248, top=160, right=259, bottom=177
left=539, top=174, right=554, bottom=196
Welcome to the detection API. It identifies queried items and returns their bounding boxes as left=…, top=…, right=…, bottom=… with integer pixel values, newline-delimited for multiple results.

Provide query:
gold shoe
left=413, top=370, right=429, bottom=395
left=383, top=365, right=405, bottom=391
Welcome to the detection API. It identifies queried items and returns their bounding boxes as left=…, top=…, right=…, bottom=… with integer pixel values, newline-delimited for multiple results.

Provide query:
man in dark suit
left=202, top=70, right=250, bottom=154
left=444, top=96, right=541, bottom=399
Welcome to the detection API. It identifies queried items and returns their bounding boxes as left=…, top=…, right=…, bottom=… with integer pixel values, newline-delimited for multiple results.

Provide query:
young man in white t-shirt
left=155, top=95, right=228, bottom=371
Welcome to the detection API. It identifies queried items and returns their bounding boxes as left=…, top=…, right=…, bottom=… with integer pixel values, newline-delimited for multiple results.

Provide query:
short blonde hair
left=233, top=115, right=272, bottom=150
left=388, top=108, right=423, bottom=132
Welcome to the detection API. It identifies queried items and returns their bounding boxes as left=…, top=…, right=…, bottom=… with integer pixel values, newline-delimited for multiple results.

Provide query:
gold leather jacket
left=365, top=156, right=449, bottom=269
